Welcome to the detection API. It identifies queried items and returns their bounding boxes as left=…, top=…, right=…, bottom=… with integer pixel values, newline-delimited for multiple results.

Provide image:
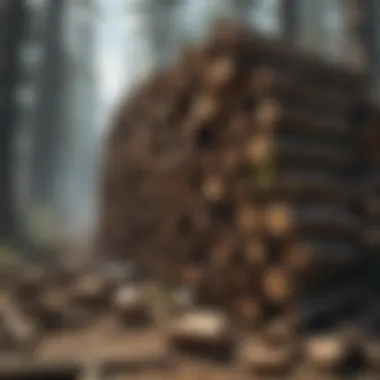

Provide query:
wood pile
left=100, top=17, right=368, bottom=331
left=0, top=260, right=156, bottom=352
left=96, top=22, right=380, bottom=377
left=0, top=261, right=376, bottom=377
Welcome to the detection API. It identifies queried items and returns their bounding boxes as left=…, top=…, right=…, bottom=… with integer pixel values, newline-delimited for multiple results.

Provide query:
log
left=201, top=175, right=225, bottom=202
left=210, top=21, right=368, bottom=91
left=202, top=55, right=236, bottom=91
left=245, top=133, right=352, bottom=168
left=252, top=98, right=350, bottom=138
left=168, top=310, right=231, bottom=345
left=180, top=265, right=204, bottom=288
left=303, top=330, right=356, bottom=372
left=283, top=240, right=358, bottom=275
left=264, top=203, right=359, bottom=238
left=35, top=289, right=71, bottom=328
left=238, top=337, right=298, bottom=374
left=71, top=273, right=111, bottom=306
left=261, top=317, right=297, bottom=345
left=250, top=66, right=351, bottom=113
left=262, top=267, right=294, bottom=305
left=250, top=168, right=355, bottom=201
left=232, top=297, right=264, bottom=327
left=209, top=234, right=237, bottom=269
left=363, top=340, right=380, bottom=370
left=12, top=265, right=47, bottom=298
left=112, top=285, right=151, bottom=326
left=235, top=202, right=263, bottom=234
left=241, top=238, right=268, bottom=268
left=187, top=93, right=221, bottom=127
left=0, top=297, right=40, bottom=350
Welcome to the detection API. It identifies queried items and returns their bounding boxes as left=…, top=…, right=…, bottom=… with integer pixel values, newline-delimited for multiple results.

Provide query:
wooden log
left=71, top=273, right=111, bottom=306
left=35, top=289, right=71, bottom=328
left=363, top=340, right=380, bottom=370
left=263, top=203, right=359, bottom=238
left=180, top=265, right=204, bottom=288
left=241, top=238, right=268, bottom=268
left=252, top=98, right=349, bottom=137
left=235, top=202, right=263, bottom=234
left=168, top=309, right=231, bottom=346
left=202, top=55, right=236, bottom=91
left=201, top=175, right=225, bottom=202
left=0, top=297, right=40, bottom=350
left=232, top=296, right=264, bottom=327
left=113, top=285, right=151, bottom=326
left=250, top=168, right=355, bottom=201
left=189, top=93, right=220, bottom=124
left=0, top=361, right=80, bottom=380
left=245, top=133, right=352, bottom=168
left=283, top=240, right=358, bottom=275
left=210, top=21, right=368, bottom=89
left=303, top=330, right=357, bottom=372
left=261, top=317, right=298, bottom=345
left=213, top=22, right=368, bottom=91
left=238, top=336, right=298, bottom=374
left=250, top=66, right=351, bottom=113
left=262, top=267, right=294, bottom=305
left=209, top=234, right=237, bottom=269
left=12, top=265, right=47, bottom=298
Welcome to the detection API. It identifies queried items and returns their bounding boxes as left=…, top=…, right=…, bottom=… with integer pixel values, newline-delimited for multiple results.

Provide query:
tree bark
left=0, top=0, right=27, bottom=241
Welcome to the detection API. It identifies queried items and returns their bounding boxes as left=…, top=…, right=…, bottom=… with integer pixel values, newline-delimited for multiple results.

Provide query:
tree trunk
left=0, top=0, right=27, bottom=242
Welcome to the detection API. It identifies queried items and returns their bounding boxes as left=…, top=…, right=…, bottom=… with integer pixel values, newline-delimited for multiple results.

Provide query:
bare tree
left=0, top=0, right=28, bottom=242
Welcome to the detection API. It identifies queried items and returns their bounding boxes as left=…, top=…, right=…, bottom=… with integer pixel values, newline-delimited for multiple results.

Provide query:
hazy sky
left=95, top=0, right=126, bottom=111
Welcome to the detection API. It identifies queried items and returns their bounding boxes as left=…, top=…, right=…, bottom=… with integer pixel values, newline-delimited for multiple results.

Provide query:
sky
left=92, top=0, right=283, bottom=113
left=95, top=0, right=126, bottom=112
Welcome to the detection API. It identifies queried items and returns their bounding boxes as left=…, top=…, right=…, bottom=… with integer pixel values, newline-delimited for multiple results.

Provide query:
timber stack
left=98, top=22, right=373, bottom=376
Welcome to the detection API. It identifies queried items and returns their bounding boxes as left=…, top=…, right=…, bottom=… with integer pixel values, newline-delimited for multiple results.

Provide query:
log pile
left=100, top=19, right=368, bottom=341
left=0, top=260, right=156, bottom=352
left=0, top=260, right=376, bottom=377
left=9, top=21, right=365, bottom=377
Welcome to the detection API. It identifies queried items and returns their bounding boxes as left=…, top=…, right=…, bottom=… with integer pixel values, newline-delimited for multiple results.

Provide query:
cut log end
left=264, top=203, right=294, bottom=237
left=202, top=176, right=225, bottom=202
left=262, top=267, right=294, bottom=304
left=169, top=310, right=231, bottom=344
left=254, top=99, right=282, bottom=127
left=239, top=338, right=297, bottom=373
left=246, top=135, right=273, bottom=163
left=304, top=333, right=349, bottom=370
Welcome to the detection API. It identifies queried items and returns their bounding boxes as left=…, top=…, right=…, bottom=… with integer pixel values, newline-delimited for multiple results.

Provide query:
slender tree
left=0, top=0, right=28, bottom=243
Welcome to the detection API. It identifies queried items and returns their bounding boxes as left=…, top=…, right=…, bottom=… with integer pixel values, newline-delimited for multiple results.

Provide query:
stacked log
left=0, top=260, right=157, bottom=352
left=100, top=19, right=367, bottom=341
